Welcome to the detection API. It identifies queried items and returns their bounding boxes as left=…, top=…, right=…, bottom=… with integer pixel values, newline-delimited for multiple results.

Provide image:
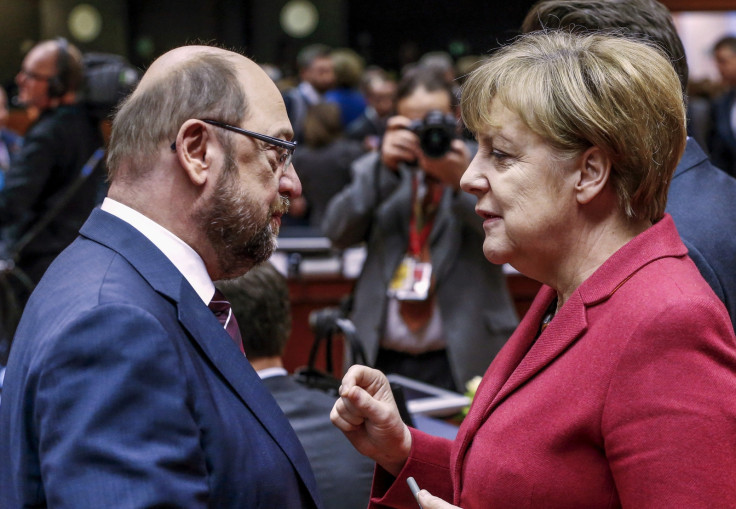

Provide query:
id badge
left=388, top=256, right=432, bottom=301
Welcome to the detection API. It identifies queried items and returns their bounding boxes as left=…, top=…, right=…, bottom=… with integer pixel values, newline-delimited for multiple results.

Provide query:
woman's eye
left=491, top=149, right=513, bottom=164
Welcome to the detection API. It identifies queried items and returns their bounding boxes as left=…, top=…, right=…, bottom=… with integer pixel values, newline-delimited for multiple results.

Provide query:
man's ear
left=575, top=146, right=611, bottom=205
left=174, top=119, right=213, bottom=187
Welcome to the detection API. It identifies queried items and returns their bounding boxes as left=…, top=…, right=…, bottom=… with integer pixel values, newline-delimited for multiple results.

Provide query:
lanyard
left=408, top=173, right=442, bottom=257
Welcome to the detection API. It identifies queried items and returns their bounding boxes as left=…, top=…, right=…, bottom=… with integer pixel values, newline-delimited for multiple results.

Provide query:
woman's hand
left=417, top=489, right=462, bottom=508
left=330, top=365, right=412, bottom=476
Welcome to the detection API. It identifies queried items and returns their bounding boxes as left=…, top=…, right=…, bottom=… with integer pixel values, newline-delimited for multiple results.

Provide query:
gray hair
left=107, top=51, right=247, bottom=182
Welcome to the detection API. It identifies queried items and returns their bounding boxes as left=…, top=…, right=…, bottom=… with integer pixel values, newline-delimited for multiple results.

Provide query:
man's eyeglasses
left=18, top=68, right=54, bottom=82
left=171, top=119, right=297, bottom=171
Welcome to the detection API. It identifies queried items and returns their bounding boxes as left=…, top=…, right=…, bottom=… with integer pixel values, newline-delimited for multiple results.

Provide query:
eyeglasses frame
left=18, top=68, right=55, bottom=82
left=170, top=118, right=297, bottom=171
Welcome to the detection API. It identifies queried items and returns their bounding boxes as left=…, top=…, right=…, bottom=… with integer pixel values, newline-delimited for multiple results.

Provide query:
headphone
left=48, top=37, right=70, bottom=98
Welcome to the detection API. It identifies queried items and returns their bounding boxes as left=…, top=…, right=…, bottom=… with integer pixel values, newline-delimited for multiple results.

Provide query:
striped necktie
left=208, top=289, right=245, bottom=354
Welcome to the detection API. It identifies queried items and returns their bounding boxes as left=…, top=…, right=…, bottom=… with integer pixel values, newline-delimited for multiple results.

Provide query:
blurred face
left=0, top=90, right=8, bottom=128
left=196, top=63, right=301, bottom=278
left=460, top=99, right=578, bottom=275
left=302, top=56, right=335, bottom=93
left=714, top=45, right=736, bottom=86
left=397, top=86, right=452, bottom=121
left=368, top=80, right=397, bottom=118
left=15, top=44, right=57, bottom=110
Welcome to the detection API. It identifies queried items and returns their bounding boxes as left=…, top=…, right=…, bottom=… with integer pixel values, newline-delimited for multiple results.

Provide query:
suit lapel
left=428, top=190, right=460, bottom=282
left=80, top=209, right=322, bottom=506
left=378, top=172, right=412, bottom=283
left=176, top=287, right=321, bottom=504
left=674, top=138, right=708, bottom=179
left=451, top=285, right=554, bottom=484
left=451, top=215, right=689, bottom=488
left=487, top=292, right=587, bottom=413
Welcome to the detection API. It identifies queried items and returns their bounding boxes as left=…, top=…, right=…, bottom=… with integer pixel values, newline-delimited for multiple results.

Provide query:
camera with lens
left=408, top=110, right=458, bottom=159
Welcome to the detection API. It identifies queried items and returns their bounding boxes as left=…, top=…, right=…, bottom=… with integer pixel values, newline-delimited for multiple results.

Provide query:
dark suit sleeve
left=682, top=239, right=726, bottom=304
left=32, top=303, right=210, bottom=508
left=602, top=297, right=736, bottom=507
left=0, top=124, right=55, bottom=225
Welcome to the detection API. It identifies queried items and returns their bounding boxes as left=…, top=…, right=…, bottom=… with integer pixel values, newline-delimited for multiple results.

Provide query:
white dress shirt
left=100, top=198, right=215, bottom=304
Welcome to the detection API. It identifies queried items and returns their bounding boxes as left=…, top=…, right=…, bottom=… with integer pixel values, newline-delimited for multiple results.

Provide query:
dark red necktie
left=208, top=289, right=245, bottom=354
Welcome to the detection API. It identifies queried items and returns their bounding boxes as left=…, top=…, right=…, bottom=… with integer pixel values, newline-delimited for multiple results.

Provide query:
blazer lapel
left=674, top=137, right=709, bottom=178
left=488, top=292, right=587, bottom=412
left=428, top=190, right=460, bottom=282
left=378, top=171, right=412, bottom=283
left=451, top=215, right=688, bottom=489
left=176, top=287, right=321, bottom=504
left=451, top=285, right=555, bottom=483
left=80, top=209, right=322, bottom=506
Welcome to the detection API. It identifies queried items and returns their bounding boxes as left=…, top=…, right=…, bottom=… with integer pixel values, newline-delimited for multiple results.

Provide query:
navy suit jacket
left=708, top=91, right=736, bottom=178
left=0, top=208, right=323, bottom=508
left=667, top=138, right=736, bottom=330
left=262, top=375, right=375, bottom=509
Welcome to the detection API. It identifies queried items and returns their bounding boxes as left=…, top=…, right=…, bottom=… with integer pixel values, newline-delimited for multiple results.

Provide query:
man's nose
left=280, top=163, right=302, bottom=199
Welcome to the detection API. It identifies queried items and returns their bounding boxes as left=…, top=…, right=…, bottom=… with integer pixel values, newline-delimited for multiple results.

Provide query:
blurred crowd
left=1, top=2, right=736, bottom=505
left=249, top=36, right=736, bottom=237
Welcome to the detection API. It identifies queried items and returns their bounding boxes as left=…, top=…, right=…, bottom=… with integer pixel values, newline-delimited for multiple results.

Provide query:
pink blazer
left=371, top=215, right=736, bottom=508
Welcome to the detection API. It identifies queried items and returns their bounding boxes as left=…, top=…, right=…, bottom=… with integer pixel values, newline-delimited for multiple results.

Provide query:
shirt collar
left=101, top=197, right=215, bottom=304
left=256, top=367, right=289, bottom=379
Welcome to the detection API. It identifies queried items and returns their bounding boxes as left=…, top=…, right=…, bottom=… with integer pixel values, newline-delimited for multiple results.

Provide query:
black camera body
left=408, top=110, right=457, bottom=158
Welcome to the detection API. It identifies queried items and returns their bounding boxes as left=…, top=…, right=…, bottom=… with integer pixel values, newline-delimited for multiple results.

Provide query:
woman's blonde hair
left=462, top=30, right=686, bottom=222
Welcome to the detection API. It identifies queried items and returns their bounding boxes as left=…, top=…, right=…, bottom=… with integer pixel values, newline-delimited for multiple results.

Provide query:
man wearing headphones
left=0, top=39, right=103, bottom=365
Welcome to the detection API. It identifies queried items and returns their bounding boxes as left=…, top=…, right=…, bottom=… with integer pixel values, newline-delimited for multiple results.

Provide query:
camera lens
left=417, top=110, right=456, bottom=158
left=421, top=127, right=453, bottom=158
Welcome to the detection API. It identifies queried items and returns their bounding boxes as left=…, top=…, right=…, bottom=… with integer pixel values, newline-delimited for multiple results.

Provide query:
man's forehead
left=25, top=44, right=56, bottom=67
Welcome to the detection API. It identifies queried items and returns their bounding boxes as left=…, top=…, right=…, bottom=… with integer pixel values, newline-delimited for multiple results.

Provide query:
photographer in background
left=322, top=67, right=518, bottom=391
left=0, top=38, right=103, bottom=365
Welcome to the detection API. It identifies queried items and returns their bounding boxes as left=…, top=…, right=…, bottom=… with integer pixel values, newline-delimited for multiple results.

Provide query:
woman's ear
left=575, top=146, right=611, bottom=205
left=174, top=119, right=212, bottom=187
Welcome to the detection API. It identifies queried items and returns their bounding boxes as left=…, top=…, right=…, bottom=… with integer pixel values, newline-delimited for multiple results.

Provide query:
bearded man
left=0, top=45, right=323, bottom=508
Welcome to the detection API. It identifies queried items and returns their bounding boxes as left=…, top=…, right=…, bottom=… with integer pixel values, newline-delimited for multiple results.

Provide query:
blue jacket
left=666, top=137, right=736, bottom=330
left=0, top=208, right=323, bottom=508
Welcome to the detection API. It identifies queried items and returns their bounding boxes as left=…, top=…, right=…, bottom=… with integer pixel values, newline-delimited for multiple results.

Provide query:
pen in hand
left=407, top=476, right=423, bottom=509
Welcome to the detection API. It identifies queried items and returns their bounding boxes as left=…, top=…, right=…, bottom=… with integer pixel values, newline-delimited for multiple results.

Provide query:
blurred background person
left=332, top=30, right=736, bottom=509
left=346, top=67, right=398, bottom=152
left=216, top=262, right=374, bottom=509
left=418, top=51, right=460, bottom=101
left=0, top=44, right=319, bottom=508
left=0, top=88, right=23, bottom=189
left=522, top=0, right=736, bottom=332
left=322, top=66, right=518, bottom=392
left=709, top=35, right=736, bottom=178
left=325, top=47, right=367, bottom=128
left=283, top=43, right=335, bottom=143
left=0, top=38, right=103, bottom=364
left=288, top=103, right=364, bottom=230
